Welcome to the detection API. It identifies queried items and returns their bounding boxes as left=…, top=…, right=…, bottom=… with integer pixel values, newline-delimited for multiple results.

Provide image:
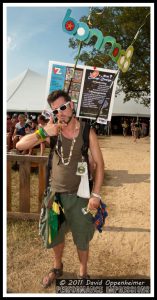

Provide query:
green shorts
left=51, top=193, right=95, bottom=251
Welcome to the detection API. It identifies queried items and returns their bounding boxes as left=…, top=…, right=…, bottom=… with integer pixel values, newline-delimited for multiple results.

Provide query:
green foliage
left=68, top=7, right=151, bottom=107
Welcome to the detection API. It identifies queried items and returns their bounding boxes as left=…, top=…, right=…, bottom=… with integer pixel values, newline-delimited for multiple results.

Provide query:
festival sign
left=45, top=61, right=118, bottom=123
left=76, top=66, right=118, bottom=122
left=62, top=9, right=134, bottom=73
left=45, top=61, right=83, bottom=104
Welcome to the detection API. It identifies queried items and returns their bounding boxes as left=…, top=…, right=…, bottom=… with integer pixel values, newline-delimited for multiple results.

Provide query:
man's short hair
left=47, top=90, right=71, bottom=107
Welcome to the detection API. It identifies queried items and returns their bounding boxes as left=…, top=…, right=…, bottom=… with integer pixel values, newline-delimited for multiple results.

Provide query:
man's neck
left=62, top=117, right=80, bottom=138
left=63, top=115, right=75, bottom=129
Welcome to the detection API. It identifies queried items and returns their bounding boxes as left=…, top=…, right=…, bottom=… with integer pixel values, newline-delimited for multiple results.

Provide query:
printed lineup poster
left=45, top=61, right=118, bottom=122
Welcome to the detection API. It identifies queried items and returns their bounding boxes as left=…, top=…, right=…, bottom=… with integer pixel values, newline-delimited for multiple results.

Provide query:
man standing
left=16, top=90, right=104, bottom=287
left=122, top=120, right=129, bottom=137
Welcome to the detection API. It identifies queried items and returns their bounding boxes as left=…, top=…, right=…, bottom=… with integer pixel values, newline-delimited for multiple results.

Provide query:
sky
left=5, top=4, right=92, bottom=81
left=5, top=3, right=153, bottom=82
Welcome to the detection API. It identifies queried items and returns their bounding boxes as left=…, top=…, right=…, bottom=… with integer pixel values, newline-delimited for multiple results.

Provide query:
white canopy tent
left=112, top=93, right=150, bottom=118
left=7, top=69, right=150, bottom=118
left=7, top=69, right=47, bottom=113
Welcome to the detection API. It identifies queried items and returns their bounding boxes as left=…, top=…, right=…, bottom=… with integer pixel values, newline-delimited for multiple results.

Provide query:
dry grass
left=7, top=218, right=78, bottom=294
left=11, top=169, right=39, bottom=213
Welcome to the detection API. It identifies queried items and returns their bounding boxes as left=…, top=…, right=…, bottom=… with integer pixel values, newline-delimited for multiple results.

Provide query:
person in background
left=133, top=121, right=141, bottom=142
left=130, top=119, right=135, bottom=138
left=25, top=123, right=32, bottom=135
left=37, top=114, right=49, bottom=156
left=11, top=113, right=18, bottom=125
left=12, top=114, right=26, bottom=149
left=21, top=123, right=33, bottom=155
left=25, top=114, right=32, bottom=125
left=11, top=114, right=19, bottom=132
left=30, top=119, right=38, bottom=133
left=141, top=120, right=148, bottom=137
left=7, top=114, right=14, bottom=151
left=121, top=120, right=129, bottom=137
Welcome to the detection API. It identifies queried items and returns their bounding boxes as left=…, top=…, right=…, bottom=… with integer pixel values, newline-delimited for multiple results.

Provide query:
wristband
left=38, top=127, right=49, bottom=139
left=35, top=130, right=42, bottom=140
left=35, top=129, right=46, bottom=141
left=91, top=192, right=101, bottom=200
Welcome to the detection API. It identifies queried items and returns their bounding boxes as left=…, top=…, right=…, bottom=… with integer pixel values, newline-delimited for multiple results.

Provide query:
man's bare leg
left=53, top=242, right=65, bottom=269
left=77, top=248, right=89, bottom=277
left=42, top=242, right=64, bottom=286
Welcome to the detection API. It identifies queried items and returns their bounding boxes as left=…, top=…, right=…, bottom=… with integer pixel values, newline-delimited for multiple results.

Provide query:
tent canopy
left=7, top=68, right=150, bottom=117
left=112, top=93, right=150, bottom=117
left=7, top=69, right=47, bottom=113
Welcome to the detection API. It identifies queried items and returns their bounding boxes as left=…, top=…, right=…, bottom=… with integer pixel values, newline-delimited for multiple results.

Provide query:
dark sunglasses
left=52, top=101, right=70, bottom=115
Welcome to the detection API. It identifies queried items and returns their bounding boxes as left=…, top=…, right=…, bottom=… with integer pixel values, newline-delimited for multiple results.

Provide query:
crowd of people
left=7, top=112, right=49, bottom=155
left=121, top=118, right=149, bottom=142
left=7, top=113, right=150, bottom=154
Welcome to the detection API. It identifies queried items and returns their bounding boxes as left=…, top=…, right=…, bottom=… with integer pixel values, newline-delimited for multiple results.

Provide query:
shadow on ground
left=103, top=170, right=150, bottom=187
left=88, top=274, right=150, bottom=279
left=103, top=226, right=150, bottom=233
left=55, top=272, right=150, bottom=280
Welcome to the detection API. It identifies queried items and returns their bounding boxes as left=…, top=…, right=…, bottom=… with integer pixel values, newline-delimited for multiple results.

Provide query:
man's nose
left=58, top=110, right=64, bottom=116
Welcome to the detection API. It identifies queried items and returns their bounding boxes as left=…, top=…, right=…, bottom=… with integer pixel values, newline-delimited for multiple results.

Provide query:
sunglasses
left=41, top=101, right=71, bottom=120
left=52, top=101, right=70, bottom=115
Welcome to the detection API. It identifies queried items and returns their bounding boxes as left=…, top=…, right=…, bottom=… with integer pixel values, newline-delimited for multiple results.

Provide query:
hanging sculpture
left=62, top=9, right=134, bottom=73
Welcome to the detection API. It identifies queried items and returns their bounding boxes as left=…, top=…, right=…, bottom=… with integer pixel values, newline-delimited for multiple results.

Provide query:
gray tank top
left=51, top=121, right=85, bottom=193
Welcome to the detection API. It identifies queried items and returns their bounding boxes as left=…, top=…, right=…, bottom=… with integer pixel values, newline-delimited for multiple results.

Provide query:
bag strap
left=45, top=136, right=57, bottom=191
left=81, top=121, right=90, bottom=159
left=81, top=121, right=94, bottom=191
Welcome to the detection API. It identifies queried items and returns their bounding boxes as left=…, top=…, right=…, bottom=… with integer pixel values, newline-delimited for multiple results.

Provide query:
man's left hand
left=88, top=196, right=100, bottom=211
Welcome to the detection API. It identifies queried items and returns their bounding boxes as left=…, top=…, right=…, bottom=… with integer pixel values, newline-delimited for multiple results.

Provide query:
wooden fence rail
left=7, top=154, right=48, bottom=220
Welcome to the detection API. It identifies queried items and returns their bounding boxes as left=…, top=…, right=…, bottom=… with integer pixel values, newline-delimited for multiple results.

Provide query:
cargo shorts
left=51, top=193, right=95, bottom=251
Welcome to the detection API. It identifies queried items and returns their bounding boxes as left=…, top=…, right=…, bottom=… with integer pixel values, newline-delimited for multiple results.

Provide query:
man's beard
left=64, top=113, right=73, bottom=125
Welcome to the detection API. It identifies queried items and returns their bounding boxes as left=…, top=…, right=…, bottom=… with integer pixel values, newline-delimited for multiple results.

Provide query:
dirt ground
left=7, top=135, right=151, bottom=294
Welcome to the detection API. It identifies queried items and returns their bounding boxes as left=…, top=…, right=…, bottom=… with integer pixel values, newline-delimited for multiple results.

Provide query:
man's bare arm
left=16, top=132, right=50, bottom=151
left=16, top=117, right=67, bottom=151
left=88, top=128, right=104, bottom=210
left=89, top=128, right=104, bottom=194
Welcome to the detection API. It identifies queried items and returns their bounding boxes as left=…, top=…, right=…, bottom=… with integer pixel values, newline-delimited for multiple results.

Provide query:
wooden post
left=7, top=154, right=48, bottom=219
left=19, top=161, right=31, bottom=213
left=38, top=162, right=46, bottom=212
left=7, top=160, right=12, bottom=211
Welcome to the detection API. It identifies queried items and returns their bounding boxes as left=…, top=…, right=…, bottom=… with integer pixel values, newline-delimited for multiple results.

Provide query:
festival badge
left=76, top=162, right=88, bottom=176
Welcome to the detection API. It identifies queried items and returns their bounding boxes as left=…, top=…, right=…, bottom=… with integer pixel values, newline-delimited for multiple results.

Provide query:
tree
left=68, top=7, right=151, bottom=107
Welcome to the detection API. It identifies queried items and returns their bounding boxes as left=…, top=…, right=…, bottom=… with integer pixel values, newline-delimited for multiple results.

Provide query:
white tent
left=7, top=69, right=150, bottom=117
left=112, top=93, right=150, bottom=117
left=7, top=69, right=47, bottom=113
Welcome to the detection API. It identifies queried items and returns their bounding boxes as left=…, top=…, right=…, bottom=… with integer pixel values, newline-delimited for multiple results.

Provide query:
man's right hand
left=42, top=116, right=67, bottom=136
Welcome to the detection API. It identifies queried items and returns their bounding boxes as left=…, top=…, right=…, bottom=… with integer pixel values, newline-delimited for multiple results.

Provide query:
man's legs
left=53, top=242, right=65, bottom=269
left=42, top=242, right=64, bottom=287
left=77, top=248, right=89, bottom=277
